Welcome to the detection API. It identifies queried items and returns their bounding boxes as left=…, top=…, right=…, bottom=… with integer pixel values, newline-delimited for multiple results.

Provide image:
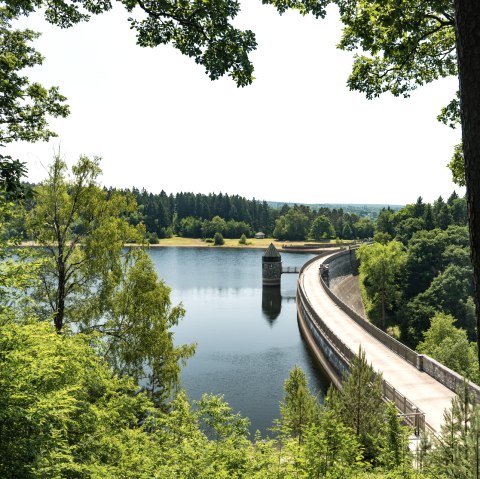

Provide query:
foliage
left=302, top=409, right=364, bottom=478
left=73, top=188, right=382, bottom=242
left=101, top=249, right=196, bottom=408
left=273, top=208, right=310, bottom=241
left=449, top=143, right=466, bottom=187
left=378, top=401, right=413, bottom=473
left=394, top=217, right=425, bottom=245
left=263, top=0, right=480, bottom=369
left=373, top=231, right=392, bottom=245
left=239, top=233, right=247, bottom=245
left=204, top=216, right=227, bottom=238
left=327, top=348, right=386, bottom=461
left=0, top=311, right=468, bottom=478
left=354, top=217, right=374, bottom=239
left=310, top=214, right=336, bottom=240
left=3, top=0, right=256, bottom=88
left=214, top=231, right=225, bottom=245
left=335, top=1, right=456, bottom=100
left=0, top=8, right=70, bottom=194
left=0, top=320, right=155, bottom=478
left=360, top=199, right=473, bottom=353
left=429, top=383, right=480, bottom=479
left=417, top=312, right=479, bottom=383
left=23, top=156, right=194, bottom=409
left=403, top=226, right=470, bottom=299
left=376, top=208, right=395, bottom=237
left=0, top=157, right=31, bottom=201
left=279, top=366, right=321, bottom=442
left=405, top=264, right=474, bottom=343
left=146, top=231, right=160, bottom=244
left=26, top=155, right=141, bottom=332
left=401, top=226, right=473, bottom=345
left=357, top=240, right=407, bottom=329
left=178, top=215, right=204, bottom=237
left=0, top=12, right=69, bottom=147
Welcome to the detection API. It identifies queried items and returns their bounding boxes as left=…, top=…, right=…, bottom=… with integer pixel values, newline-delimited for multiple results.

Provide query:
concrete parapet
left=296, top=257, right=427, bottom=433
left=313, top=249, right=480, bottom=404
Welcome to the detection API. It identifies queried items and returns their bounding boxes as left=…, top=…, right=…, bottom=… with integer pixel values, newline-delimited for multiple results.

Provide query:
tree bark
left=454, top=0, right=480, bottom=366
left=55, top=246, right=66, bottom=333
left=56, top=262, right=66, bottom=333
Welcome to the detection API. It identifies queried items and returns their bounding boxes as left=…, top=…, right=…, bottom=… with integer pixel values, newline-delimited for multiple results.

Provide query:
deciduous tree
left=310, top=215, right=336, bottom=240
left=0, top=9, right=69, bottom=193
left=356, top=241, right=407, bottom=329
left=3, top=0, right=256, bottom=88
left=273, top=208, right=309, bottom=241
left=417, top=312, right=479, bottom=383
left=27, top=154, right=141, bottom=332
left=102, top=249, right=196, bottom=407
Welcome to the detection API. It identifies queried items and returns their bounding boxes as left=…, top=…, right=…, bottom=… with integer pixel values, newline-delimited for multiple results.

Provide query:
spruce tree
left=328, top=347, right=385, bottom=461
left=279, top=366, right=321, bottom=443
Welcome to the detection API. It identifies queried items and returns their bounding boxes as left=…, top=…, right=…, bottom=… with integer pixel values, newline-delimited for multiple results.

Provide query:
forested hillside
left=356, top=193, right=478, bottom=383
left=91, top=187, right=381, bottom=243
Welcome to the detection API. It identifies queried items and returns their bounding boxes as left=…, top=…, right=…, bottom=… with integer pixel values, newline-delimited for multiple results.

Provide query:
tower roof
left=263, top=243, right=281, bottom=258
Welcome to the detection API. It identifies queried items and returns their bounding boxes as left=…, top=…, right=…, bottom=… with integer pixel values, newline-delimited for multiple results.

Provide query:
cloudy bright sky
left=10, top=1, right=462, bottom=206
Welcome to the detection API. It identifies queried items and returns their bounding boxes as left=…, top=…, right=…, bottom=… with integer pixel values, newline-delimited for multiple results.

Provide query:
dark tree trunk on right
left=454, top=0, right=480, bottom=366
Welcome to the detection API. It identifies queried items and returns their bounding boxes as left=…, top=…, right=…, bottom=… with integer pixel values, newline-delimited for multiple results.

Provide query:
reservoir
left=148, top=247, right=330, bottom=434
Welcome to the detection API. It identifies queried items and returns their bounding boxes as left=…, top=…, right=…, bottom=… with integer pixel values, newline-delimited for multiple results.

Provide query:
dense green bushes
left=3, top=320, right=475, bottom=478
left=357, top=194, right=477, bottom=382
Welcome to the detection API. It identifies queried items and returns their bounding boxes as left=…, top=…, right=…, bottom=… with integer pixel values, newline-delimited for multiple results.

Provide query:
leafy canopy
left=27, top=154, right=141, bottom=331
left=3, top=0, right=257, bottom=87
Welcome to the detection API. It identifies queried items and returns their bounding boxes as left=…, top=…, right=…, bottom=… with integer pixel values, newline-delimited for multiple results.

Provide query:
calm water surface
left=148, top=247, right=330, bottom=434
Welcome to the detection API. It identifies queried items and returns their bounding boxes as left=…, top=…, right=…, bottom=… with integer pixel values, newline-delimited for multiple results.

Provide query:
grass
left=146, top=236, right=343, bottom=249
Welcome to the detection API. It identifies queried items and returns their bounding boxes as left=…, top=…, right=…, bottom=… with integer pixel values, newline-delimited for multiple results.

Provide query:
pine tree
left=328, top=347, right=386, bottom=461
left=431, top=381, right=480, bottom=478
left=279, top=366, right=321, bottom=443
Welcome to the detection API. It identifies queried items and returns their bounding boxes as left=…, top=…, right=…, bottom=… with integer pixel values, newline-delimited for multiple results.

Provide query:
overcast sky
left=10, top=1, right=462, bottom=206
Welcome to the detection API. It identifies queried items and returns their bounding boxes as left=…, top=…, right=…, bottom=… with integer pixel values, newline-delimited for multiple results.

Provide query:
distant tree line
left=17, top=184, right=467, bottom=247
left=112, top=189, right=275, bottom=242
left=98, top=188, right=382, bottom=243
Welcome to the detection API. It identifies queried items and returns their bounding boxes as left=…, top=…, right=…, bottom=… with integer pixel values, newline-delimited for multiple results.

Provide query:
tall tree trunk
left=56, top=268, right=65, bottom=333
left=454, top=0, right=480, bottom=366
left=55, top=249, right=66, bottom=333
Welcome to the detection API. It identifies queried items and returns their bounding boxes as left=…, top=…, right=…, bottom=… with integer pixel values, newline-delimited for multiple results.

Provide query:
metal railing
left=321, top=250, right=480, bottom=402
left=296, top=256, right=428, bottom=433
left=282, top=266, right=301, bottom=274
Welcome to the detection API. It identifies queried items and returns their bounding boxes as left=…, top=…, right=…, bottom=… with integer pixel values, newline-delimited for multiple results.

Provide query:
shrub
left=214, top=232, right=224, bottom=246
left=147, top=232, right=159, bottom=244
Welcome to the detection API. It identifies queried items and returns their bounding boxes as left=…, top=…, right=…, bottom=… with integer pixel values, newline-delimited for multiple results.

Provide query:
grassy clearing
left=145, top=237, right=342, bottom=249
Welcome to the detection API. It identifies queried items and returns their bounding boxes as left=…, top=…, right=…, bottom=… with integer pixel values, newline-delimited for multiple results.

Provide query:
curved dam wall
left=325, top=248, right=359, bottom=289
left=297, top=249, right=480, bottom=405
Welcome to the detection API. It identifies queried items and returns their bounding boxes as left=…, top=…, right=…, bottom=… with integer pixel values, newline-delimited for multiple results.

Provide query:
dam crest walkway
left=297, top=251, right=476, bottom=434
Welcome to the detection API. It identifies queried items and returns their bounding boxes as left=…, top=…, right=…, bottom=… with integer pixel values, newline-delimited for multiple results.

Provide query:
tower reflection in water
left=261, top=286, right=282, bottom=323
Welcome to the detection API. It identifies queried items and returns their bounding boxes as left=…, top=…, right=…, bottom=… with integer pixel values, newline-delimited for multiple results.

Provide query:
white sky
left=9, top=1, right=462, bottom=205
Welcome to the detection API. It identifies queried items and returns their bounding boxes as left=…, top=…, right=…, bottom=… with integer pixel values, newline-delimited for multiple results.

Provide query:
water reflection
left=261, top=286, right=282, bottom=323
left=147, top=247, right=330, bottom=434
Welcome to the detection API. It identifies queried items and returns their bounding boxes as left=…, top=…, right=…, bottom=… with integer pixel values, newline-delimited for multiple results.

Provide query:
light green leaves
left=0, top=14, right=69, bottom=147
left=356, top=240, right=407, bottom=328
left=102, top=248, right=196, bottom=408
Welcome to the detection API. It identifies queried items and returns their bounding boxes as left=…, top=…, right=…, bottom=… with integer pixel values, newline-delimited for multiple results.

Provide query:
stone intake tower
left=262, top=243, right=282, bottom=286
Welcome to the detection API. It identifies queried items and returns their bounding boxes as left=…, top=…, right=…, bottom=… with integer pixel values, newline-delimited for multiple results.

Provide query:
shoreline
left=122, top=238, right=350, bottom=253
left=19, top=237, right=355, bottom=253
